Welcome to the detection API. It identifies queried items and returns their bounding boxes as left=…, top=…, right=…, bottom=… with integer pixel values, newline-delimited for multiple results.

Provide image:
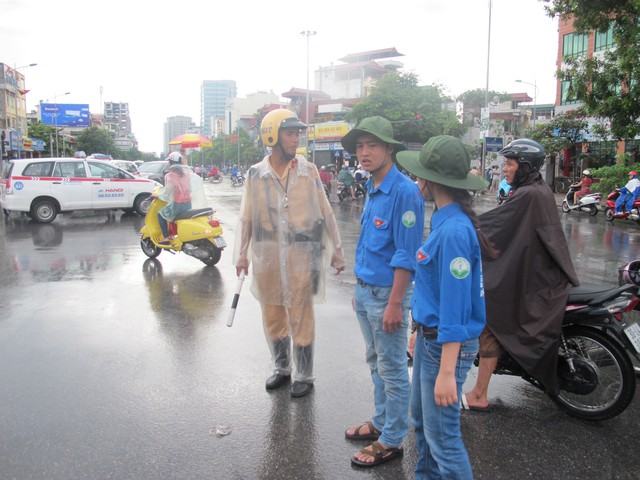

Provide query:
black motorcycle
left=487, top=260, right=640, bottom=421
left=337, top=181, right=366, bottom=202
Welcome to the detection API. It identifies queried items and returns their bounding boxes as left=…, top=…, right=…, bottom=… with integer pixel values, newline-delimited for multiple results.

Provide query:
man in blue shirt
left=341, top=116, right=425, bottom=468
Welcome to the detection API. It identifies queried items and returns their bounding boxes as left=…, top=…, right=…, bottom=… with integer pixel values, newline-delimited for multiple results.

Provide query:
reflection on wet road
left=0, top=180, right=639, bottom=479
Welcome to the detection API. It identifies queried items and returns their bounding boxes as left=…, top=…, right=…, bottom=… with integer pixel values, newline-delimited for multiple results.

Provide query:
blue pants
left=411, top=331, right=479, bottom=480
left=615, top=192, right=636, bottom=214
left=158, top=201, right=192, bottom=237
left=354, top=283, right=413, bottom=448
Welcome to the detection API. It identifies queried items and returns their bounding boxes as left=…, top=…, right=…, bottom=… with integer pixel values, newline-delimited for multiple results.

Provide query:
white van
left=0, top=157, right=161, bottom=223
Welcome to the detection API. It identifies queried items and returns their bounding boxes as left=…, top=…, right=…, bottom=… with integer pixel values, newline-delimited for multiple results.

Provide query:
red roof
left=338, top=48, right=404, bottom=63
left=510, top=92, right=533, bottom=102
left=281, top=88, right=330, bottom=100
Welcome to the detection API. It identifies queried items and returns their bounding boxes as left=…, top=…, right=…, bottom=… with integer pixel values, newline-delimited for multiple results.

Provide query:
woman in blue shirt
left=397, top=136, right=498, bottom=480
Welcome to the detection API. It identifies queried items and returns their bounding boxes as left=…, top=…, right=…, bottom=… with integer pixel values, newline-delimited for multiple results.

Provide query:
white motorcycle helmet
left=583, top=169, right=591, bottom=177
left=166, top=152, right=183, bottom=165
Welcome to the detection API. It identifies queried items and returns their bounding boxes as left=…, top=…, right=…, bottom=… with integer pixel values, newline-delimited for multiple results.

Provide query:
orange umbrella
left=169, top=133, right=213, bottom=149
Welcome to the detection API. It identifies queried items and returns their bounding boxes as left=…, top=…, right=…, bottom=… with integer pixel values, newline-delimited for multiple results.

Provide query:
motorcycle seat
left=175, top=208, right=214, bottom=220
left=568, top=283, right=637, bottom=305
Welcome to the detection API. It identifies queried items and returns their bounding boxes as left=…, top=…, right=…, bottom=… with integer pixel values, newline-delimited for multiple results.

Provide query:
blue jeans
left=354, top=282, right=413, bottom=448
left=411, top=332, right=479, bottom=480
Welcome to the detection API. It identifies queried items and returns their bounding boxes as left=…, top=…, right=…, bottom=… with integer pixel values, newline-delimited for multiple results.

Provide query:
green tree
left=27, top=121, right=56, bottom=156
left=347, top=72, right=465, bottom=143
left=543, top=0, right=640, bottom=140
left=76, top=126, right=118, bottom=157
left=457, top=88, right=509, bottom=126
left=526, top=111, right=588, bottom=159
left=590, top=162, right=640, bottom=195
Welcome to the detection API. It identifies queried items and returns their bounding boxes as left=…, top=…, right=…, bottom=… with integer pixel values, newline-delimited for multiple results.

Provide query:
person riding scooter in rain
left=152, top=152, right=206, bottom=244
left=572, top=169, right=593, bottom=206
left=614, top=170, right=640, bottom=215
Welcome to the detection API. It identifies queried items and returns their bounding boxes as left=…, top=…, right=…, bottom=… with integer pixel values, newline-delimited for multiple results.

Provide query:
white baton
left=226, top=272, right=246, bottom=327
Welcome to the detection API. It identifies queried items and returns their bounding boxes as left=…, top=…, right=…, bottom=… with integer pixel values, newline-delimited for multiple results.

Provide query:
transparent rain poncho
left=156, top=166, right=207, bottom=220
left=233, top=155, right=345, bottom=306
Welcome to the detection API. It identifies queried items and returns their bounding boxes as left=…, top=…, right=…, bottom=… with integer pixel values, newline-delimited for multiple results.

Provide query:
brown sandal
left=351, top=440, right=404, bottom=468
left=345, top=420, right=381, bottom=441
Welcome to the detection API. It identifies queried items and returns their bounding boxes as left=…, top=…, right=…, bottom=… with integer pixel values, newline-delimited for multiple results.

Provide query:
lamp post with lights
left=300, top=30, right=316, bottom=163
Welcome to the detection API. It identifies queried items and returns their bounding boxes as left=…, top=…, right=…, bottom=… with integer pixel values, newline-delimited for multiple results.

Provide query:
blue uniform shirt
left=412, top=203, right=486, bottom=343
left=355, top=165, right=425, bottom=286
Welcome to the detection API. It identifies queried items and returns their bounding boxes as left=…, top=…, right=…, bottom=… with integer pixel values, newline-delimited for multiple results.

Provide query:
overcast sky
left=2, top=0, right=560, bottom=155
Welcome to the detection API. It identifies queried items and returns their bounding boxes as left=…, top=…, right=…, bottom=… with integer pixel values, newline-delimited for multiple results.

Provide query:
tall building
left=201, top=80, right=237, bottom=139
left=555, top=17, right=637, bottom=170
left=104, top=102, right=137, bottom=152
left=163, top=115, right=196, bottom=153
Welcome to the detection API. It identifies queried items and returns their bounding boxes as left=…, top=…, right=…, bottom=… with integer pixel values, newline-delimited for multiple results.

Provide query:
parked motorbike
left=140, top=197, right=226, bottom=266
left=497, top=178, right=511, bottom=205
left=337, top=181, right=366, bottom=202
left=561, top=185, right=602, bottom=216
left=604, top=188, right=640, bottom=224
left=484, top=259, right=640, bottom=421
left=231, top=173, right=245, bottom=187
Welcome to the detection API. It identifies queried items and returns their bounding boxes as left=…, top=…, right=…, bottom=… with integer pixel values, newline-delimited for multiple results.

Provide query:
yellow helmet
left=260, top=109, right=307, bottom=147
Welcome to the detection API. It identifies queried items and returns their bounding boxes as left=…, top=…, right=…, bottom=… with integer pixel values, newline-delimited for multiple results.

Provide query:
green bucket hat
left=341, top=116, right=406, bottom=154
left=396, top=135, right=488, bottom=191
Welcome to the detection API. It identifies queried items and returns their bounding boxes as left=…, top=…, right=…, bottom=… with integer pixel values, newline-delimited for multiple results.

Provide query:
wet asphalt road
left=0, top=178, right=639, bottom=480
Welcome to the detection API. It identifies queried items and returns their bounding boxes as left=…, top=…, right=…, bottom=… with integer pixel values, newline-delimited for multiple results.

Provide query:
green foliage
left=457, top=88, right=510, bottom=108
left=526, top=112, right=589, bottom=155
left=542, top=0, right=640, bottom=140
left=590, top=162, right=640, bottom=194
left=76, top=127, right=118, bottom=157
left=346, top=72, right=466, bottom=143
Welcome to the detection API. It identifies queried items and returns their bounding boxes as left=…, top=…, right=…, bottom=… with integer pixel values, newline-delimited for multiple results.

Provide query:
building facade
left=163, top=115, right=196, bottom=154
left=201, top=80, right=236, bottom=139
left=104, top=101, right=137, bottom=153
left=555, top=16, right=638, bottom=175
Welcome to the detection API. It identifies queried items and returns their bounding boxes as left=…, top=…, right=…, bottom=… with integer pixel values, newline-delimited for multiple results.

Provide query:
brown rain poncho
left=480, top=171, right=579, bottom=394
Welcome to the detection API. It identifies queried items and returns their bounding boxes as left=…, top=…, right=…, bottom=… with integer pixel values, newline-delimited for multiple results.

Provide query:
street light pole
left=515, top=79, right=538, bottom=129
left=300, top=30, right=316, bottom=163
left=481, top=0, right=492, bottom=175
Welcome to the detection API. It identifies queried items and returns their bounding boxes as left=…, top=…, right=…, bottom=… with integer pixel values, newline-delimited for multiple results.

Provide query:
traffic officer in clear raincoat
left=234, top=109, right=346, bottom=398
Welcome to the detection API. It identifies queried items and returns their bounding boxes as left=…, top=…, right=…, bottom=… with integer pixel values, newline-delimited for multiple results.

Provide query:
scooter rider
left=153, top=152, right=192, bottom=244
left=572, top=169, right=593, bottom=206
left=614, top=170, right=640, bottom=215
left=463, top=138, right=579, bottom=411
left=231, top=165, right=241, bottom=185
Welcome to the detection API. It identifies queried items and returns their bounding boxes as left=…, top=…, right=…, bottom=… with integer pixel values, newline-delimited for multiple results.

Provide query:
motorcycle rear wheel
left=588, top=205, right=598, bottom=216
left=200, top=242, right=222, bottom=266
left=551, top=326, right=635, bottom=421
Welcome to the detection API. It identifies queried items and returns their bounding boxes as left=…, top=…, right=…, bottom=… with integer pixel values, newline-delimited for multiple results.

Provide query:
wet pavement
left=0, top=178, right=639, bottom=479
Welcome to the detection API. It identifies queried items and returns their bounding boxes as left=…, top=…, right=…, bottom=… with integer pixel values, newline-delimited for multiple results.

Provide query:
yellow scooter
left=140, top=197, right=226, bottom=266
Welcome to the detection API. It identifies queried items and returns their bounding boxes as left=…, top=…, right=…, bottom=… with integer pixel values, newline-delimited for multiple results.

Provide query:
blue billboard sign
left=485, top=137, right=504, bottom=153
left=41, top=103, right=90, bottom=127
